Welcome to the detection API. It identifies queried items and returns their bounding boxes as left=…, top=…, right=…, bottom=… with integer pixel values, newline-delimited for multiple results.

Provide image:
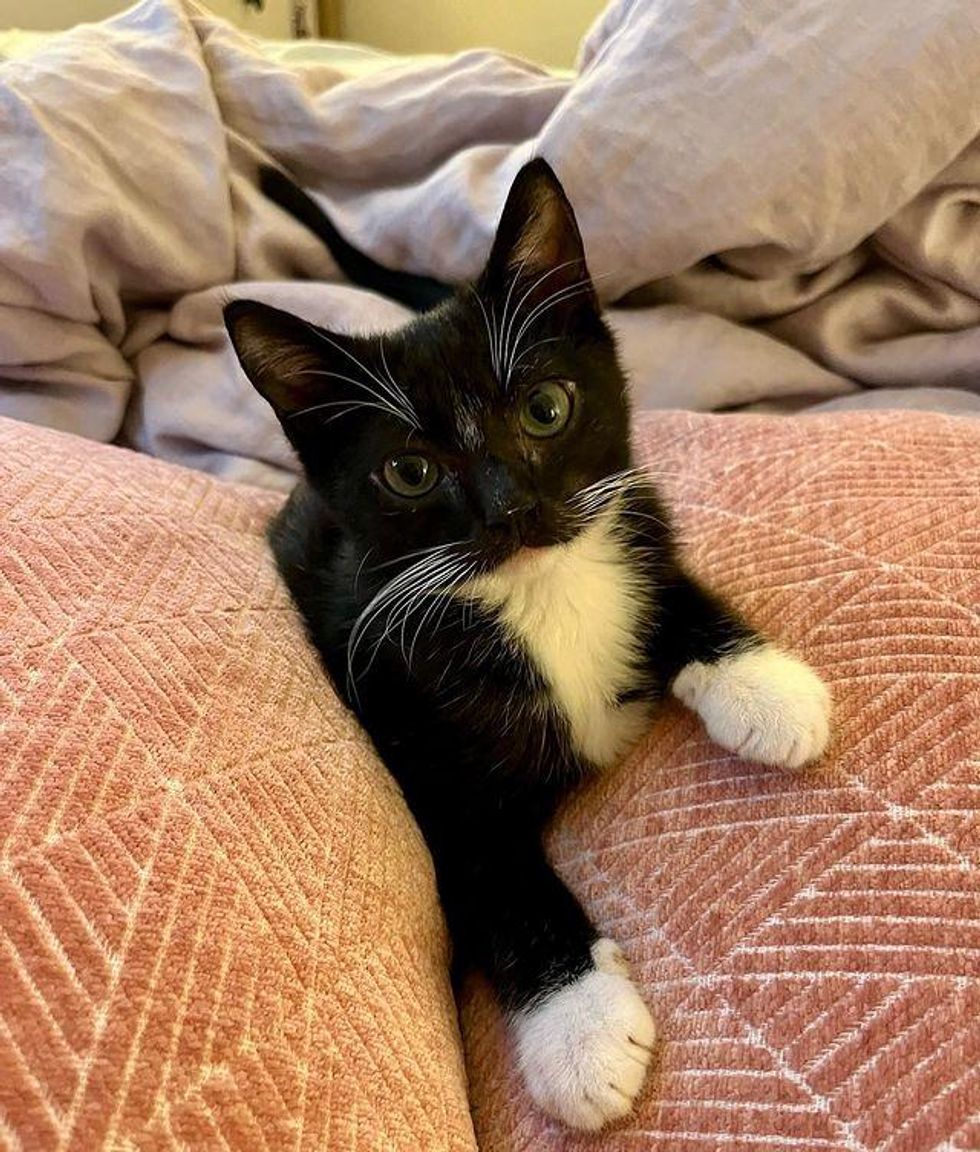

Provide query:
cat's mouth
left=479, top=510, right=582, bottom=570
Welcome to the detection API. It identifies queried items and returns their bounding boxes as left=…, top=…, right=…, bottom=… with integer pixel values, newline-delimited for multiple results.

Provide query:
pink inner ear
left=240, top=335, right=324, bottom=414
left=508, top=195, right=566, bottom=277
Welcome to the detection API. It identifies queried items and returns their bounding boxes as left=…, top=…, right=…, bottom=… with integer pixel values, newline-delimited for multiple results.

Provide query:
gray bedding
left=2, top=0, right=979, bottom=491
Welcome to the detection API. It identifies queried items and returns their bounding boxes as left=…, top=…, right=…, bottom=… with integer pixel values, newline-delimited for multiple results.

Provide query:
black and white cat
left=225, top=160, right=831, bottom=1131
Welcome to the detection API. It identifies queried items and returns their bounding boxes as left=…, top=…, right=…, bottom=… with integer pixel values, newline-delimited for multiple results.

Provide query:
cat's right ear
left=479, top=158, right=597, bottom=313
left=224, top=300, right=333, bottom=422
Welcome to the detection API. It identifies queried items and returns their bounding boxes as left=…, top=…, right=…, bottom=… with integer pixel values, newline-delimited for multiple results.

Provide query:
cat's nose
left=486, top=497, right=535, bottom=531
left=473, top=458, right=534, bottom=530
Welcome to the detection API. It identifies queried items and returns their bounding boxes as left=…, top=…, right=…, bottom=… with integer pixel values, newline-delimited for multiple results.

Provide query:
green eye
left=520, top=381, right=573, bottom=438
left=382, top=453, right=439, bottom=498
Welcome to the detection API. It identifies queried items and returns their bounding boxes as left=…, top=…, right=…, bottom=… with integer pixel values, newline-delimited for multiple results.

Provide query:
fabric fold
left=2, top=0, right=980, bottom=482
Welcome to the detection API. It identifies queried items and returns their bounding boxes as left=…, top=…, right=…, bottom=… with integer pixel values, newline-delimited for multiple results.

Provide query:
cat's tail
left=259, top=165, right=454, bottom=314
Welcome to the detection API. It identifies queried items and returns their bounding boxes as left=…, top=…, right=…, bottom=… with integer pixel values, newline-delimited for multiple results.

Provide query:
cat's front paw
left=673, top=644, right=831, bottom=770
left=513, top=939, right=656, bottom=1131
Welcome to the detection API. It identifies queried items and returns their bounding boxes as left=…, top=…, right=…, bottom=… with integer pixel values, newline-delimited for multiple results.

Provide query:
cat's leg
left=438, top=831, right=656, bottom=1131
left=653, top=573, right=831, bottom=770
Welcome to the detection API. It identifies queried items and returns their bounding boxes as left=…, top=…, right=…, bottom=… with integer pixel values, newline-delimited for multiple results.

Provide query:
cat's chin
left=480, top=521, right=582, bottom=575
left=507, top=544, right=550, bottom=566
left=493, top=543, right=562, bottom=577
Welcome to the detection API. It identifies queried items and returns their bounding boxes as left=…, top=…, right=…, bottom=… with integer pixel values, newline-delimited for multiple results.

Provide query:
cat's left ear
left=224, top=300, right=390, bottom=473
left=479, top=158, right=598, bottom=315
left=224, top=300, right=333, bottom=421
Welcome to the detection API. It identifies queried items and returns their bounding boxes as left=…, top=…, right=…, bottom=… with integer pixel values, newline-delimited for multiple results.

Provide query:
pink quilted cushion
left=0, top=417, right=476, bottom=1151
left=2, top=410, right=978, bottom=1150
left=466, top=410, right=980, bottom=1151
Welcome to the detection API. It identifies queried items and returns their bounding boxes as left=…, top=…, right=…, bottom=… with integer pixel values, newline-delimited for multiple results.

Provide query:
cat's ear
left=479, top=158, right=597, bottom=313
left=225, top=301, right=418, bottom=473
left=224, top=299, right=338, bottom=421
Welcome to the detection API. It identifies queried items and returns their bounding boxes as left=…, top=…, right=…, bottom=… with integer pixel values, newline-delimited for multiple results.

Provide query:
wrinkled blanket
left=3, top=0, right=980, bottom=490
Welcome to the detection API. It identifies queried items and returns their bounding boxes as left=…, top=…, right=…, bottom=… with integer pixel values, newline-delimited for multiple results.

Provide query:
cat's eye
left=519, top=381, right=573, bottom=438
left=382, top=453, right=440, bottom=498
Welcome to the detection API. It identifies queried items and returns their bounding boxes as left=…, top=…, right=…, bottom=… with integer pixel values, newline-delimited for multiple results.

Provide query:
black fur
left=227, top=160, right=758, bottom=1015
left=259, top=165, right=453, bottom=312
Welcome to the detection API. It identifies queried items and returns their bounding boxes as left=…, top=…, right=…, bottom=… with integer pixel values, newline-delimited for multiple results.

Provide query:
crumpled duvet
left=2, top=0, right=980, bottom=490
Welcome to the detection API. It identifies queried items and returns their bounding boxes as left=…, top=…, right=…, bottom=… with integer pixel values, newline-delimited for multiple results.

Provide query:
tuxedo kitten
left=226, top=160, right=831, bottom=1131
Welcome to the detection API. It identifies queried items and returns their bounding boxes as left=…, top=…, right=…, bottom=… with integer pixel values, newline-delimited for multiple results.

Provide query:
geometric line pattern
left=465, top=411, right=980, bottom=1152
left=0, top=416, right=476, bottom=1151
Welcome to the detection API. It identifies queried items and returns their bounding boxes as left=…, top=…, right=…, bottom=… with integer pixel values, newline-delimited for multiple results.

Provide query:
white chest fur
left=462, top=512, right=651, bottom=768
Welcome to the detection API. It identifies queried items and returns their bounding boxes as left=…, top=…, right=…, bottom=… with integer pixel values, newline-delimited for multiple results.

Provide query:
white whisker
left=496, top=244, right=542, bottom=385
left=294, top=398, right=413, bottom=426
left=346, top=551, right=451, bottom=695
left=405, top=560, right=477, bottom=668
left=503, top=267, right=615, bottom=384
left=428, top=563, right=475, bottom=651
left=506, top=281, right=594, bottom=380
left=285, top=365, right=413, bottom=427
left=573, top=467, right=645, bottom=499
left=353, top=547, right=375, bottom=597
left=304, top=321, right=420, bottom=429
left=367, top=541, right=463, bottom=573
left=568, top=468, right=650, bottom=520
left=346, top=545, right=471, bottom=698
left=489, top=299, right=502, bottom=380
left=378, top=335, right=418, bottom=420
left=391, top=556, right=467, bottom=661
left=469, top=285, right=498, bottom=380
left=617, top=507, right=670, bottom=531
left=500, top=258, right=584, bottom=383
left=508, top=335, right=561, bottom=377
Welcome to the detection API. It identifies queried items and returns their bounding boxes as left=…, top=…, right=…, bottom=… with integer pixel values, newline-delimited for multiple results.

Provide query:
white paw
left=513, top=939, right=656, bottom=1131
left=672, top=644, right=831, bottom=770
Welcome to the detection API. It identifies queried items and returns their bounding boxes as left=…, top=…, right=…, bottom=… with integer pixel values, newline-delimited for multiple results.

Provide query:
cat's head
left=225, top=159, right=630, bottom=577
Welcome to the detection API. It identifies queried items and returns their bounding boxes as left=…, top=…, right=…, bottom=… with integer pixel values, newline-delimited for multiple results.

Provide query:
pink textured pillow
left=0, top=417, right=476, bottom=1151
left=2, top=409, right=977, bottom=1150
left=465, top=410, right=980, bottom=1151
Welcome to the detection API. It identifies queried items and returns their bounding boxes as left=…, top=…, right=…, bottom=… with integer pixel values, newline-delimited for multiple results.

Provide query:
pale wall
left=337, top=0, right=605, bottom=69
left=0, top=0, right=126, bottom=28
left=1, top=0, right=600, bottom=66
left=0, top=0, right=304, bottom=37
